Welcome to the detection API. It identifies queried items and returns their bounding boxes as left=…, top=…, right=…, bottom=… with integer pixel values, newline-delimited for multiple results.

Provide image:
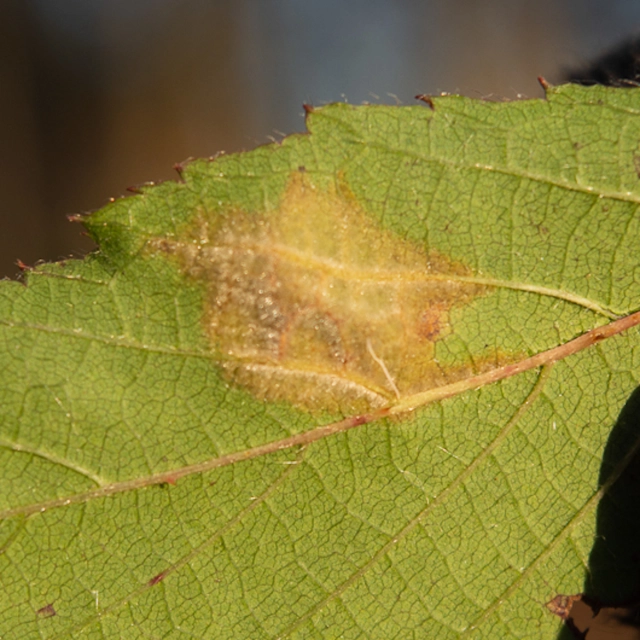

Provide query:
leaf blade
left=2, top=85, right=640, bottom=638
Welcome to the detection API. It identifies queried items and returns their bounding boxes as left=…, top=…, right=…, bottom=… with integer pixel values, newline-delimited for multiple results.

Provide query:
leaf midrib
left=2, top=310, right=639, bottom=521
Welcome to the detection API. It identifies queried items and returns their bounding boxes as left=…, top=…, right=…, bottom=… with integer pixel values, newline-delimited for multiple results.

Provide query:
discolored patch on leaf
left=546, top=593, right=582, bottom=620
left=150, top=170, right=495, bottom=413
left=36, top=603, right=56, bottom=618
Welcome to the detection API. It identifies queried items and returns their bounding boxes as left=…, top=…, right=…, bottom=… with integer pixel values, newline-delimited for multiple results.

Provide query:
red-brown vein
left=1, top=309, right=639, bottom=521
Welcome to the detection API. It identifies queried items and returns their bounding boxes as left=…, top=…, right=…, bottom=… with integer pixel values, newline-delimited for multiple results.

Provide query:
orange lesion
left=417, top=302, right=449, bottom=341
left=151, top=170, right=495, bottom=414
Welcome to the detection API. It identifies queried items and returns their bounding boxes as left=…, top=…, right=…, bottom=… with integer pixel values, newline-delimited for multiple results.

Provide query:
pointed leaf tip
left=538, top=76, right=552, bottom=91
left=415, top=94, right=435, bottom=109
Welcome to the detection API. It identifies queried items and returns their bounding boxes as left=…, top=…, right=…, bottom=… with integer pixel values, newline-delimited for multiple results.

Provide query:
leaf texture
left=1, top=84, right=640, bottom=639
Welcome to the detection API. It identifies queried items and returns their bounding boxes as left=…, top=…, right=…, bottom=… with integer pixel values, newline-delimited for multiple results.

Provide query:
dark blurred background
left=2, top=0, right=640, bottom=279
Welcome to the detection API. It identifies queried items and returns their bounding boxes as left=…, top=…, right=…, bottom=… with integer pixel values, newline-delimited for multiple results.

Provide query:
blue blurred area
left=1, top=0, right=640, bottom=277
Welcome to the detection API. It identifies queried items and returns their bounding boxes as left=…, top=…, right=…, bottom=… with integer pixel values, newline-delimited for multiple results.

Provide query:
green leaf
left=2, top=83, right=640, bottom=639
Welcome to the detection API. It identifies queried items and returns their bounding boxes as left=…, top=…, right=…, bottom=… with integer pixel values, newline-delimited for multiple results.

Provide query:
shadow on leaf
left=556, top=385, right=640, bottom=640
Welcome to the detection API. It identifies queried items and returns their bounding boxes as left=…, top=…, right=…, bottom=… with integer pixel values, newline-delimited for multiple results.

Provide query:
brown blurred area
left=1, top=0, right=639, bottom=279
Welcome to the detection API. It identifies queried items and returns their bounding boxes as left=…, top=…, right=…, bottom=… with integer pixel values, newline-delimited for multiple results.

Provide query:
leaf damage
left=150, top=170, right=503, bottom=413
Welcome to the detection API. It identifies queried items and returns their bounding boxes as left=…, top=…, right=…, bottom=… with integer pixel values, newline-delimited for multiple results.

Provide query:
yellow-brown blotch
left=151, top=170, right=491, bottom=414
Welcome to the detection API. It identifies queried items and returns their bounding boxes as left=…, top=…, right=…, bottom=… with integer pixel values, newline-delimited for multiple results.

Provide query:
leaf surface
left=1, top=84, right=640, bottom=639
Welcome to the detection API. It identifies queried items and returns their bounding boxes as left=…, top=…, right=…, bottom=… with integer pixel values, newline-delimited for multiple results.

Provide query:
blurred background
left=1, top=0, right=640, bottom=279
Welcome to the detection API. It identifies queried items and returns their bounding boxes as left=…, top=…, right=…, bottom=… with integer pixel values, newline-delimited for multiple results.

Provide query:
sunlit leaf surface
left=1, top=84, right=640, bottom=639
